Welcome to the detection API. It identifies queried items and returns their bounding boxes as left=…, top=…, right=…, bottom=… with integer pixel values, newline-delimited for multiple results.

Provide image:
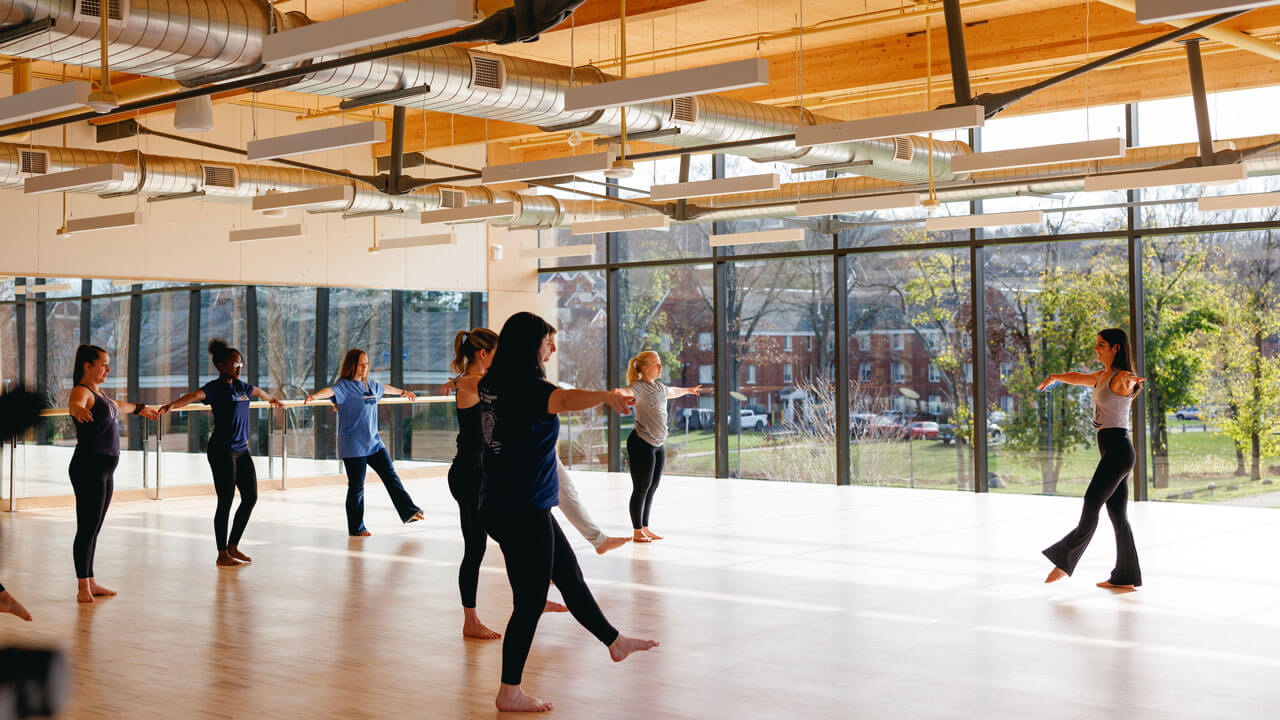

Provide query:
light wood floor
left=2, top=473, right=1280, bottom=719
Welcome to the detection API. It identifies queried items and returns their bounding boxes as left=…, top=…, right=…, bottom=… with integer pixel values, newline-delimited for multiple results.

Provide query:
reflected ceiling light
left=708, top=228, right=806, bottom=247
left=421, top=202, right=516, bottom=225
left=520, top=244, right=596, bottom=259
left=1082, top=163, right=1246, bottom=192
left=369, top=233, right=455, bottom=251
left=15, top=283, right=74, bottom=295
left=62, top=211, right=143, bottom=234
left=794, top=193, right=922, bottom=218
left=925, top=210, right=1044, bottom=231
left=246, top=121, right=386, bottom=161
left=251, top=185, right=354, bottom=212
left=1135, top=0, right=1280, bottom=23
left=950, top=138, right=1127, bottom=174
left=0, top=81, right=92, bottom=124
left=24, top=164, right=125, bottom=195
left=571, top=215, right=670, bottom=235
left=261, top=0, right=480, bottom=65
left=481, top=152, right=614, bottom=184
left=650, top=173, right=780, bottom=201
left=794, top=105, right=984, bottom=148
left=229, top=224, right=304, bottom=242
left=1197, top=190, right=1280, bottom=212
left=563, top=58, right=769, bottom=112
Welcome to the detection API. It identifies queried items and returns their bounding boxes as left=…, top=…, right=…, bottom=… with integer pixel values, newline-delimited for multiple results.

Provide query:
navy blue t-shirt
left=477, top=376, right=559, bottom=512
left=202, top=378, right=254, bottom=452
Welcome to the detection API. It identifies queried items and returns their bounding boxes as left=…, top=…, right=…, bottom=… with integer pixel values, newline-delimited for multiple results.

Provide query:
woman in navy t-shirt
left=304, top=348, right=424, bottom=536
left=159, top=339, right=283, bottom=568
left=478, top=312, right=658, bottom=713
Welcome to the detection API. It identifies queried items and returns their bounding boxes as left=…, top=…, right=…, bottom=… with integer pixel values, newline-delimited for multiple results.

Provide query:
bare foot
left=1044, top=567, right=1068, bottom=583
left=543, top=601, right=568, bottom=614
left=596, top=536, right=632, bottom=555
left=89, top=581, right=117, bottom=597
left=76, top=590, right=94, bottom=604
left=463, top=618, right=502, bottom=640
left=216, top=551, right=244, bottom=568
left=0, top=591, right=32, bottom=621
left=609, top=635, right=660, bottom=662
left=632, top=531, right=652, bottom=544
left=1096, top=581, right=1137, bottom=593
left=406, top=512, right=425, bottom=524
left=351, top=530, right=372, bottom=537
left=641, top=528, right=663, bottom=541
left=495, top=684, right=553, bottom=713
left=227, top=546, right=252, bottom=564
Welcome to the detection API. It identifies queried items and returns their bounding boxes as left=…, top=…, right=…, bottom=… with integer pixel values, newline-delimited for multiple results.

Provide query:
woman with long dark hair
left=304, top=348, right=424, bottom=536
left=159, top=339, right=283, bottom=567
left=478, top=312, right=657, bottom=713
left=67, top=345, right=158, bottom=602
left=1037, top=328, right=1146, bottom=591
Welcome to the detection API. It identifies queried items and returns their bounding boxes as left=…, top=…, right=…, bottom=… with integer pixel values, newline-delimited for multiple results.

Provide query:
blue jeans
left=342, top=447, right=421, bottom=535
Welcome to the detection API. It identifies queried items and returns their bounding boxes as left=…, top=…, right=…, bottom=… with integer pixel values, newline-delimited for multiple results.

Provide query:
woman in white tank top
left=1035, top=329, right=1146, bottom=591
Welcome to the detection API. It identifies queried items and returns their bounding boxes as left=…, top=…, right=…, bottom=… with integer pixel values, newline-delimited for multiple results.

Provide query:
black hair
left=73, top=344, right=107, bottom=385
left=208, top=338, right=242, bottom=370
left=485, top=312, right=556, bottom=388
left=1099, top=328, right=1134, bottom=373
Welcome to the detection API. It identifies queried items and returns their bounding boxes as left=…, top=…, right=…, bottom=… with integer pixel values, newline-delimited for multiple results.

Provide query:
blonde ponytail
left=627, top=351, right=656, bottom=384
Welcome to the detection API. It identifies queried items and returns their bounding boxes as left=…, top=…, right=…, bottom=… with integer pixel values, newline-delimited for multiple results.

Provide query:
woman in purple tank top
left=67, top=345, right=158, bottom=603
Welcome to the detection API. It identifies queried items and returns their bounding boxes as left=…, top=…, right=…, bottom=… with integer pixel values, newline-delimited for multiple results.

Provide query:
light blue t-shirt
left=332, top=378, right=385, bottom=459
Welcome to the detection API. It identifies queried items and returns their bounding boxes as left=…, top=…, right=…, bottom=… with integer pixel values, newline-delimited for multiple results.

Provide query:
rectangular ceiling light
left=246, top=121, right=386, bottom=161
left=794, top=105, right=985, bottom=148
left=925, top=210, right=1045, bottom=232
left=563, top=58, right=769, bottom=113
left=794, top=193, right=922, bottom=218
left=1197, top=190, right=1280, bottom=212
left=950, top=138, right=1127, bottom=174
left=421, top=202, right=516, bottom=225
left=650, top=173, right=780, bottom=202
left=571, top=215, right=670, bottom=235
left=251, top=185, right=354, bottom=212
left=1082, top=163, right=1246, bottom=192
left=229, top=224, right=304, bottom=243
left=520, top=244, right=597, bottom=259
left=14, top=282, right=74, bottom=295
left=24, top=164, right=125, bottom=195
left=481, top=152, right=615, bottom=184
left=1135, top=1, right=1280, bottom=23
left=369, top=233, right=455, bottom=251
left=0, top=80, right=92, bottom=124
left=261, top=0, right=480, bottom=65
left=708, top=228, right=806, bottom=247
left=64, top=211, right=143, bottom=234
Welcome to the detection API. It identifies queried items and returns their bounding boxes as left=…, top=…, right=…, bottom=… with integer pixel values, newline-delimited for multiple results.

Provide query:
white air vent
left=439, top=188, right=467, bottom=209
left=73, top=0, right=127, bottom=24
left=19, top=150, right=48, bottom=175
left=201, top=165, right=237, bottom=189
left=891, top=137, right=915, bottom=164
left=671, top=97, right=698, bottom=127
left=470, top=54, right=505, bottom=91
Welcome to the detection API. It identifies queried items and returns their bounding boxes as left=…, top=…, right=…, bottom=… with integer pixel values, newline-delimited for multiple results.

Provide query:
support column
left=127, top=283, right=142, bottom=452
left=1180, top=39, right=1216, bottom=165
left=834, top=252, right=851, bottom=486
left=314, top=288, right=331, bottom=459
left=187, top=289, right=201, bottom=453
left=712, top=153, right=731, bottom=479
left=1126, top=103, right=1151, bottom=501
left=390, top=289, right=407, bottom=460
left=942, top=0, right=973, bottom=105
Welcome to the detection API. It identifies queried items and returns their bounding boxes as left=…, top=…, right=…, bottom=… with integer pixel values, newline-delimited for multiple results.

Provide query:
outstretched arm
left=1036, top=371, right=1101, bottom=391
left=304, top=387, right=335, bottom=403
left=384, top=384, right=417, bottom=402
left=613, top=387, right=636, bottom=398
left=666, top=384, right=702, bottom=399
left=68, top=385, right=95, bottom=423
left=549, top=388, right=634, bottom=416
left=1111, top=371, right=1147, bottom=397
left=159, top=389, right=205, bottom=415
left=109, top=396, right=159, bottom=420
left=252, top=386, right=285, bottom=409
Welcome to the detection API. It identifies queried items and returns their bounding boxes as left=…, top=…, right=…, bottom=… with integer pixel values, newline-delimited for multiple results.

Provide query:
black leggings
left=70, top=451, right=118, bottom=579
left=626, top=431, right=665, bottom=529
left=484, top=507, right=619, bottom=686
left=1043, top=428, right=1142, bottom=586
left=207, top=446, right=258, bottom=551
left=447, top=463, right=487, bottom=609
left=342, top=447, right=422, bottom=535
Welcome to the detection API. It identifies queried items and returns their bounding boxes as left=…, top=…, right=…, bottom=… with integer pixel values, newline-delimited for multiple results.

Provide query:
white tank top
left=1092, top=370, right=1134, bottom=431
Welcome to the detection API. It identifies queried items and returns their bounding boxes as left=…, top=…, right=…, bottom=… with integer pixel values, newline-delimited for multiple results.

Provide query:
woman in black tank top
left=67, top=345, right=158, bottom=603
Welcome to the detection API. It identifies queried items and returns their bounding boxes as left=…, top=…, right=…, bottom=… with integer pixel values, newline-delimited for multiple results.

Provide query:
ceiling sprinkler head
left=86, top=91, right=119, bottom=114
left=566, top=130, right=585, bottom=147
left=604, top=159, right=635, bottom=180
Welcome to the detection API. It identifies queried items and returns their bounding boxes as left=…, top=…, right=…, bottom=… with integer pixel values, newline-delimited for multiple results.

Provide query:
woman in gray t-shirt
left=616, top=351, right=701, bottom=542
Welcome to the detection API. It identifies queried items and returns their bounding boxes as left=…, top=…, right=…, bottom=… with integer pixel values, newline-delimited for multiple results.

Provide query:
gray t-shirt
left=629, top=379, right=669, bottom=447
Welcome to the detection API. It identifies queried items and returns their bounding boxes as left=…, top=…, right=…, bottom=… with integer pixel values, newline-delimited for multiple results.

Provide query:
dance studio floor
left=2, top=472, right=1279, bottom=719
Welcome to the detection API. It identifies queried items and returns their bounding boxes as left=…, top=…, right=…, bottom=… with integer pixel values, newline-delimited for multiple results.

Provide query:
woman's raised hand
left=603, top=391, right=635, bottom=415
left=137, top=406, right=160, bottom=421
left=402, top=389, right=417, bottom=402
left=1036, top=376, right=1057, bottom=392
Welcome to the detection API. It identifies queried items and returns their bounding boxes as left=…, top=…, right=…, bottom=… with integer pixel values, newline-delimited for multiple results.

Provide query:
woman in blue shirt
left=305, top=348, right=424, bottom=536
left=160, top=339, right=283, bottom=568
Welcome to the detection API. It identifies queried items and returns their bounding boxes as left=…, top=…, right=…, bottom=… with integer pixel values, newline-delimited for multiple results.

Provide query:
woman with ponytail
left=67, top=344, right=158, bottom=601
left=158, top=339, right=283, bottom=567
left=1037, top=328, right=1146, bottom=591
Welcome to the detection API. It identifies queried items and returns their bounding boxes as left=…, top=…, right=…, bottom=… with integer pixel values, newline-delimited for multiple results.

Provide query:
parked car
left=938, top=421, right=1005, bottom=445
left=737, top=409, right=769, bottom=431
left=1174, top=406, right=1201, bottom=421
left=870, top=413, right=909, bottom=441
left=909, top=421, right=940, bottom=440
left=850, top=413, right=877, bottom=438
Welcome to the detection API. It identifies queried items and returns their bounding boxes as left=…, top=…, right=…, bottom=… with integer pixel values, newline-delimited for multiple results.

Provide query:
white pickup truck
left=737, top=409, right=769, bottom=430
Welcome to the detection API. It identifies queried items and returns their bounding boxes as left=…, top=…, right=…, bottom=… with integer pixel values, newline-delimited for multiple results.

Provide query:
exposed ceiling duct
left=0, top=0, right=968, bottom=184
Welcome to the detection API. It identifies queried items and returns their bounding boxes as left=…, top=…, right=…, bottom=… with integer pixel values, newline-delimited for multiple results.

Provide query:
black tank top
left=74, top=384, right=120, bottom=457
left=453, top=403, right=484, bottom=471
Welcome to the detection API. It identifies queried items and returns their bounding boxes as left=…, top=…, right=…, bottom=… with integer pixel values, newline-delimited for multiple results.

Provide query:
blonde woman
left=615, top=351, right=701, bottom=543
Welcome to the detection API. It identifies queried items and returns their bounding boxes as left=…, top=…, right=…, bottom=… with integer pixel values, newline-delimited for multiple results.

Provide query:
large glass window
left=402, top=290, right=471, bottom=463
left=540, top=270, right=608, bottom=471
